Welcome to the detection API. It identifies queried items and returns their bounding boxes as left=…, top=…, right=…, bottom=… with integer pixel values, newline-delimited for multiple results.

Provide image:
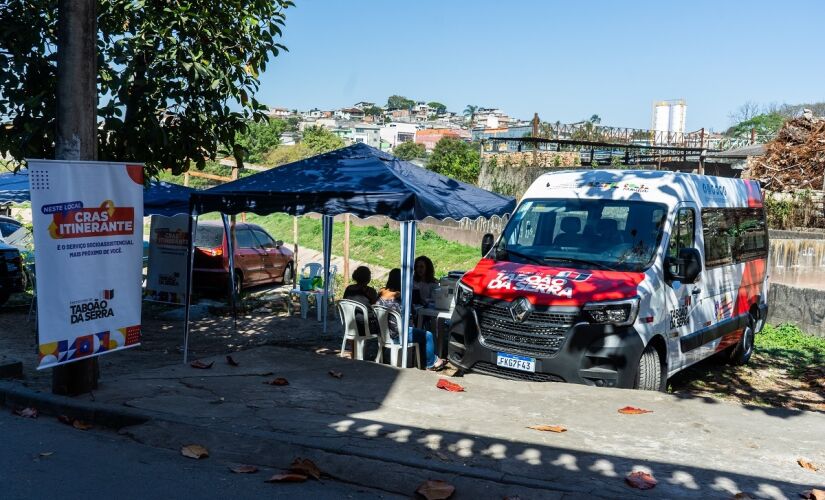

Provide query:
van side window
left=668, top=208, right=695, bottom=259
left=701, top=207, right=768, bottom=268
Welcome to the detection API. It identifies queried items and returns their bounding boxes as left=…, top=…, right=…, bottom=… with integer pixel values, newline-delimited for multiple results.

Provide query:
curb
left=0, top=380, right=150, bottom=429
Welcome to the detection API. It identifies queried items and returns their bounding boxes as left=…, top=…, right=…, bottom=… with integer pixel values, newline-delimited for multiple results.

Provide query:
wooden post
left=183, top=171, right=190, bottom=187
left=343, top=214, right=351, bottom=288
left=52, top=0, right=99, bottom=395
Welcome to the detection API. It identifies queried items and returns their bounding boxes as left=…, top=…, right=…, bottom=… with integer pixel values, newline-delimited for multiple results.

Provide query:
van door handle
left=691, top=288, right=701, bottom=295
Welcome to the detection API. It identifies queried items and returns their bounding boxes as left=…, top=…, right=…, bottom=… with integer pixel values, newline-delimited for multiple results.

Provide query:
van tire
left=635, top=343, right=663, bottom=391
left=727, top=315, right=755, bottom=366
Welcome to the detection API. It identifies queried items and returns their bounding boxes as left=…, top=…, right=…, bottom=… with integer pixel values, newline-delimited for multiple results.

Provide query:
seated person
left=343, top=266, right=379, bottom=337
left=377, top=269, right=444, bottom=370
left=553, top=217, right=581, bottom=247
left=413, top=255, right=438, bottom=306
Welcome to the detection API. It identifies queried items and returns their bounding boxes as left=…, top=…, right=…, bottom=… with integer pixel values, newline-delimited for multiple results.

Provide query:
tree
left=234, top=118, right=286, bottom=164
left=589, top=114, right=602, bottom=124
left=427, top=137, right=480, bottom=184
left=463, top=105, right=478, bottom=128
left=427, top=101, right=447, bottom=115
left=386, top=95, right=414, bottom=111
left=393, top=141, right=426, bottom=160
left=728, top=101, right=762, bottom=125
left=301, top=125, right=345, bottom=154
left=266, top=142, right=313, bottom=166
left=0, top=0, right=293, bottom=177
left=726, top=113, right=786, bottom=139
left=362, top=105, right=384, bottom=119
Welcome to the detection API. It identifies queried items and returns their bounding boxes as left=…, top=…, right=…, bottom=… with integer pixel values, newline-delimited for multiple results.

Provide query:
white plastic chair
left=290, top=263, right=338, bottom=321
left=372, top=305, right=420, bottom=369
left=337, top=299, right=381, bottom=361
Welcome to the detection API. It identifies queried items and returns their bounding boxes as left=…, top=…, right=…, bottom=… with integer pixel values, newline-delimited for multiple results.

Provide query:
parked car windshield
left=496, top=198, right=668, bottom=272
left=194, top=225, right=225, bottom=248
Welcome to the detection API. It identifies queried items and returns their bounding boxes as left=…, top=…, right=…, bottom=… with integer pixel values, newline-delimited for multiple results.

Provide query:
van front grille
left=475, top=299, right=576, bottom=357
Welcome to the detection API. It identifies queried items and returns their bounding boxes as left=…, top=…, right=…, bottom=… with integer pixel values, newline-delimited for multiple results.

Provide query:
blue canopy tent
left=0, top=169, right=194, bottom=217
left=189, top=143, right=516, bottom=366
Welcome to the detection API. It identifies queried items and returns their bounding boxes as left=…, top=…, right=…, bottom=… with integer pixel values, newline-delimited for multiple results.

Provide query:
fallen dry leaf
left=264, top=377, right=289, bottom=386
left=226, top=355, right=239, bottom=367
left=190, top=360, right=214, bottom=369
left=72, top=420, right=93, bottom=431
left=328, top=369, right=343, bottom=379
left=527, top=425, right=567, bottom=433
left=14, top=407, right=38, bottom=419
left=800, top=489, right=825, bottom=500
left=416, top=479, right=455, bottom=500
left=798, top=458, right=819, bottom=472
left=180, top=444, right=209, bottom=459
left=289, top=457, right=321, bottom=480
left=265, top=473, right=307, bottom=483
left=436, top=379, right=465, bottom=392
left=57, top=414, right=72, bottom=425
left=625, top=471, right=657, bottom=490
left=229, top=464, right=259, bottom=474
left=732, top=493, right=754, bottom=499
left=618, top=406, right=653, bottom=415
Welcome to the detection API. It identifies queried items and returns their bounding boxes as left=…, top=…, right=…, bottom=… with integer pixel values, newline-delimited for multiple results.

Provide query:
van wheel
left=635, top=343, right=664, bottom=391
left=727, top=315, right=755, bottom=366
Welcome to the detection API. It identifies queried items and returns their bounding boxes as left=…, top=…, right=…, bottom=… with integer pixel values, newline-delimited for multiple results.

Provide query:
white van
left=448, top=170, right=769, bottom=390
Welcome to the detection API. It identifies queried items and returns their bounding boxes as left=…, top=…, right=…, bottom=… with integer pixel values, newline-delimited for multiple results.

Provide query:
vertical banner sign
left=28, top=160, right=144, bottom=370
left=145, top=214, right=190, bottom=304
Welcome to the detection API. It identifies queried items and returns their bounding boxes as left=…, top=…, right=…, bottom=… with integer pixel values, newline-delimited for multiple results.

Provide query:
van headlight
left=582, top=297, right=640, bottom=326
left=456, top=280, right=474, bottom=306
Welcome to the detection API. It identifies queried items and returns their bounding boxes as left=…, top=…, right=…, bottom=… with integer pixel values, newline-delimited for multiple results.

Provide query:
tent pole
left=322, top=215, right=333, bottom=336
left=343, top=214, right=350, bottom=288
left=221, top=213, right=237, bottom=331
left=399, top=221, right=416, bottom=368
left=293, top=215, right=299, bottom=288
left=183, top=210, right=198, bottom=364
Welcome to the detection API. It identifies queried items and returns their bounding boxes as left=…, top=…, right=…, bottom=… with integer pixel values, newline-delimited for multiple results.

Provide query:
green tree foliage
left=427, top=137, right=480, bottom=184
left=427, top=101, right=447, bottom=115
left=234, top=118, right=286, bottom=163
left=463, top=105, right=478, bottom=127
left=0, top=0, right=292, bottom=176
left=726, top=113, right=786, bottom=139
left=265, top=142, right=313, bottom=167
left=386, top=95, right=415, bottom=111
left=362, top=105, right=384, bottom=119
left=301, top=125, right=345, bottom=154
left=393, top=141, right=426, bottom=160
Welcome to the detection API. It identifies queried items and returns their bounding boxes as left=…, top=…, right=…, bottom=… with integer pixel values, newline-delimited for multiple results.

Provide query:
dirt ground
left=1, top=289, right=823, bottom=413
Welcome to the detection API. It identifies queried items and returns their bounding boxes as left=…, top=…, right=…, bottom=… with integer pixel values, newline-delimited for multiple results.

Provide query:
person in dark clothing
left=343, top=266, right=379, bottom=338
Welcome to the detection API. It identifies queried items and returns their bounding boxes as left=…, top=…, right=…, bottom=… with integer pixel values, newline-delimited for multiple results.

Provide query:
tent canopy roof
left=0, top=169, right=193, bottom=217
left=191, top=143, right=515, bottom=221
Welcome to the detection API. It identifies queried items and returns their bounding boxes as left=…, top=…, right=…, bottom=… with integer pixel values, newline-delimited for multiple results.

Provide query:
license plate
left=496, top=352, right=536, bottom=373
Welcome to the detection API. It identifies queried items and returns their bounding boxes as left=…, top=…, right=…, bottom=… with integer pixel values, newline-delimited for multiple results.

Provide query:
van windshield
left=496, top=199, right=667, bottom=272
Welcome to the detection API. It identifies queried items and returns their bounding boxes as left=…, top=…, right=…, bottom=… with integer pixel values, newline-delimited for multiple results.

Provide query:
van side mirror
left=481, top=233, right=495, bottom=257
left=667, top=247, right=702, bottom=284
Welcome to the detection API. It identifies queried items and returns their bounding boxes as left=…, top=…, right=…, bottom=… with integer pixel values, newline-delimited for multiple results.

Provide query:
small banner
left=28, top=160, right=144, bottom=370
left=145, top=214, right=190, bottom=304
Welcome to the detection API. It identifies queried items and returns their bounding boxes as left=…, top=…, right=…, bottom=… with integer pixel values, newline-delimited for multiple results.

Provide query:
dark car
left=0, top=242, right=24, bottom=306
left=193, top=221, right=294, bottom=295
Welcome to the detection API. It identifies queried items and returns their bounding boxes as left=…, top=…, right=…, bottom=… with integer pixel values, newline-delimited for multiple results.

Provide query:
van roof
left=524, top=169, right=762, bottom=209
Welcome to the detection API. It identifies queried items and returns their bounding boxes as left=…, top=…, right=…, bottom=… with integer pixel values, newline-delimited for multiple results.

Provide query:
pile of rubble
left=750, top=109, right=825, bottom=192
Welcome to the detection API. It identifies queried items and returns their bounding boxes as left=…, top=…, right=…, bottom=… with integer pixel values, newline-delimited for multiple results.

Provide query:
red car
left=193, top=221, right=294, bottom=294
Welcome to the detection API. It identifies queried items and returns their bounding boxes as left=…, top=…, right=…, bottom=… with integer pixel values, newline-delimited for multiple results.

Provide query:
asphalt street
left=0, top=411, right=400, bottom=500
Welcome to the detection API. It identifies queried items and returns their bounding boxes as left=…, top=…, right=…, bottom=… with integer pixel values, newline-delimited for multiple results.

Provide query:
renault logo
left=509, top=297, right=533, bottom=323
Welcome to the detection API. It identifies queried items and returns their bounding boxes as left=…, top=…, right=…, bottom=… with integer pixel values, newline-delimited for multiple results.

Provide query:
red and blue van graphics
left=448, top=170, right=769, bottom=390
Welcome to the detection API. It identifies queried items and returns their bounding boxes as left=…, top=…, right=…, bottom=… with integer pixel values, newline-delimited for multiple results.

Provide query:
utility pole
left=52, top=0, right=99, bottom=395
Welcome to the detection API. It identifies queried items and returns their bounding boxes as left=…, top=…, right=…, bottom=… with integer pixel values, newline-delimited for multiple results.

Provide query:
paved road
left=0, top=411, right=399, bottom=500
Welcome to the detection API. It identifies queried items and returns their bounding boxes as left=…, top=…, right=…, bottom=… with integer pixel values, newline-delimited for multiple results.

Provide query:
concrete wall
left=477, top=151, right=580, bottom=198
left=767, top=283, right=825, bottom=337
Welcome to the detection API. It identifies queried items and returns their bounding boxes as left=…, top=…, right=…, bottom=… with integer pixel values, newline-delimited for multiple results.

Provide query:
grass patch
left=243, top=213, right=480, bottom=278
left=755, top=323, right=825, bottom=376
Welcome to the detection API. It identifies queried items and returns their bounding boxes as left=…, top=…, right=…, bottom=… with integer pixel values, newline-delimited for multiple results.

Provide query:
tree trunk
left=52, top=0, right=99, bottom=395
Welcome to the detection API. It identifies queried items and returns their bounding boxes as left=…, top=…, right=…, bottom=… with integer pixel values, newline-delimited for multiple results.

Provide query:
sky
left=258, top=0, right=825, bottom=132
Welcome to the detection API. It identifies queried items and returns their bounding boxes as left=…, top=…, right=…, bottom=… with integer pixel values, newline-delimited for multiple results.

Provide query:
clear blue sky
left=258, top=0, right=825, bottom=132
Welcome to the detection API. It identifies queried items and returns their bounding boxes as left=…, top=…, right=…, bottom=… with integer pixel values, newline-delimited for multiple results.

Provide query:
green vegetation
left=427, top=101, right=447, bottom=115
left=756, top=323, right=825, bottom=376
left=244, top=213, right=480, bottom=278
left=301, top=125, right=345, bottom=154
left=234, top=118, right=287, bottom=164
left=393, top=141, right=426, bottom=160
left=726, top=112, right=786, bottom=139
left=763, top=190, right=817, bottom=229
left=0, top=0, right=292, bottom=177
left=156, top=160, right=255, bottom=188
left=428, top=137, right=480, bottom=184
left=463, top=104, right=478, bottom=127
left=386, top=95, right=415, bottom=111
